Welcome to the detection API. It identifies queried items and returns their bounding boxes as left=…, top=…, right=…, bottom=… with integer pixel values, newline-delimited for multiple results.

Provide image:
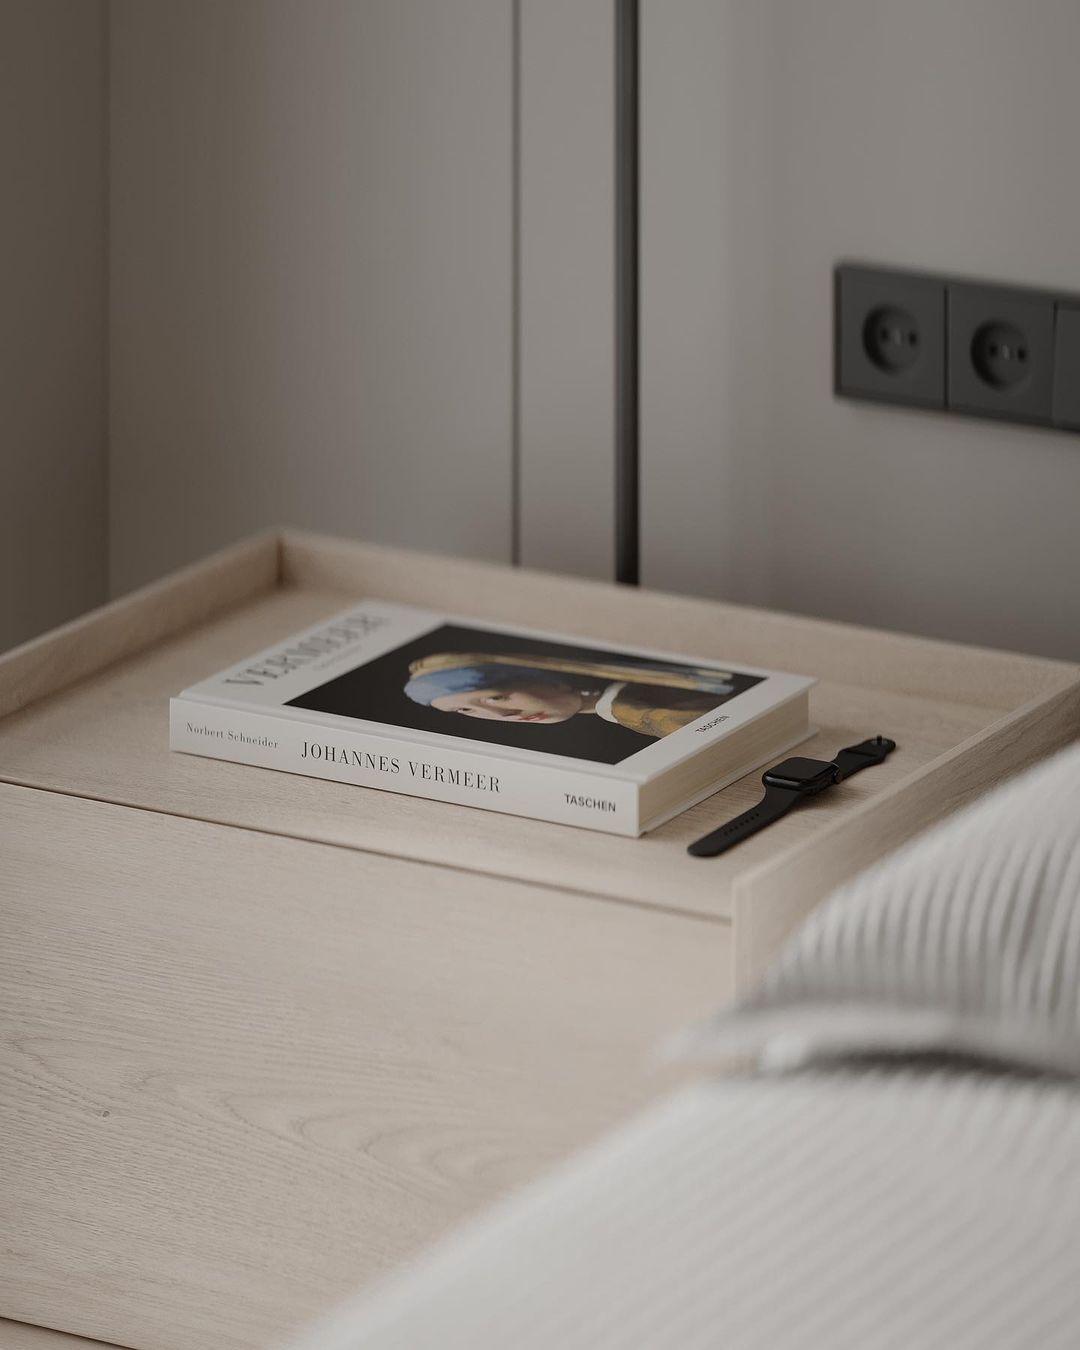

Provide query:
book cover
left=170, top=600, right=814, bottom=835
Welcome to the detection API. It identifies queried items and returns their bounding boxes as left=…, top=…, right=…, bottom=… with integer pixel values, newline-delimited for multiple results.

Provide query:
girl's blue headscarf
left=406, top=650, right=737, bottom=709
left=405, top=662, right=555, bottom=707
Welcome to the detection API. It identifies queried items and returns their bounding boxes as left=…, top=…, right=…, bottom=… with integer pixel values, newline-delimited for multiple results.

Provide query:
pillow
left=675, top=738, right=1080, bottom=1076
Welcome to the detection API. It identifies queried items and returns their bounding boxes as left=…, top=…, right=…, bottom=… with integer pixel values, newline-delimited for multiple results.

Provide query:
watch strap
left=686, top=783, right=803, bottom=858
left=831, top=735, right=896, bottom=781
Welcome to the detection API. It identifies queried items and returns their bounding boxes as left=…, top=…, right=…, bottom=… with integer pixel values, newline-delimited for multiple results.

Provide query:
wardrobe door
left=109, top=0, right=515, bottom=595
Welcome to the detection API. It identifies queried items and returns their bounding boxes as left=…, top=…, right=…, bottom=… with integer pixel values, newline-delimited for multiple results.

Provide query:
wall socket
left=835, top=266, right=945, bottom=409
left=835, top=262, right=1079, bottom=435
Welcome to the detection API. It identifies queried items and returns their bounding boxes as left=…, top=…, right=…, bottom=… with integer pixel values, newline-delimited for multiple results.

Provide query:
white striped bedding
left=293, top=1066, right=1080, bottom=1350
left=292, top=742, right=1080, bottom=1348
left=683, top=740, right=1080, bottom=1075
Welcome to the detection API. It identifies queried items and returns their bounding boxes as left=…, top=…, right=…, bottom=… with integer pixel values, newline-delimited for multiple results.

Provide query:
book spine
left=169, top=698, right=641, bottom=836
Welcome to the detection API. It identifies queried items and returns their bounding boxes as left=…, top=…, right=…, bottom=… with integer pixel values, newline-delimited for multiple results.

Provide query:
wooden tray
left=3, top=528, right=1079, bottom=984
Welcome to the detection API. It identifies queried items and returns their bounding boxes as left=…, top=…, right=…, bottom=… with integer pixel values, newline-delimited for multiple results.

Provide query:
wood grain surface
left=0, top=1321, right=125, bottom=1350
left=0, top=784, right=724, bottom=1350
left=0, top=532, right=277, bottom=721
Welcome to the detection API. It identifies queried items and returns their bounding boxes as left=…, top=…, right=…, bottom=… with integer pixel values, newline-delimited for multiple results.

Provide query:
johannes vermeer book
left=170, top=601, right=815, bottom=836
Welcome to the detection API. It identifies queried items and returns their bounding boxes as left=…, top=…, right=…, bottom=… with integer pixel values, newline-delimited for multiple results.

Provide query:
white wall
left=0, top=0, right=106, bottom=652
left=108, top=0, right=514, bottom=596
left=642, top=0, right=1080, bottom=660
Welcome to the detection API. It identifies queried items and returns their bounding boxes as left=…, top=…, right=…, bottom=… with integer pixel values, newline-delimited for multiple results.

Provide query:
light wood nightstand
left=3, top=529, right=1078, bottom=1350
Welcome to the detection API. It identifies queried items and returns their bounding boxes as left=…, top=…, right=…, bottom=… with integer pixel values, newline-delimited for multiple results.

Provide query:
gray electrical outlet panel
left=835, top=261, right=1080, bottom=437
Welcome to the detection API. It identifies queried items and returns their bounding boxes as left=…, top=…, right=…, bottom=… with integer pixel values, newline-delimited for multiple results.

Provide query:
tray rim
left=4, top=526, right=1075, bottom=722
left=3, top=526, right=1079, bottom=987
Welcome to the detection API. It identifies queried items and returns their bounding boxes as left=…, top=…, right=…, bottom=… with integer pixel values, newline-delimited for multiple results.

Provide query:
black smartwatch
left=687, top=736, right=896, bottom=858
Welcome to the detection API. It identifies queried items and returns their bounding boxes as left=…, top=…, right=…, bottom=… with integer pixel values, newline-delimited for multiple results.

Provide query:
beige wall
left=642, top=0, right=1080, bottom=660
left=0, top=1, right=106, bottom=652
left=108, top=0, right=514, bottom=596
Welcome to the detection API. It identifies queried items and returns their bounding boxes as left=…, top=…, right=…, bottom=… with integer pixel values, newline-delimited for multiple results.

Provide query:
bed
left=291, top=741, right=1080, bottom=1350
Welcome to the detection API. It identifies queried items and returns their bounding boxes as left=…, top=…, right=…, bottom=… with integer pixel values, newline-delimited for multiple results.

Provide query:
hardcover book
left=170, top=601, right=815, bottom=836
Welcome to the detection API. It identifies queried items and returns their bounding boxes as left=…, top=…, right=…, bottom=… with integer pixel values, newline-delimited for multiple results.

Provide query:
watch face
left=764, top=756, right=838, bottom=793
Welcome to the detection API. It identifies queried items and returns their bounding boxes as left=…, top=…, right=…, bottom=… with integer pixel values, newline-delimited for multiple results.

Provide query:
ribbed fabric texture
left=293, top=1070, right=1080, bottom=1350
left=694, top=739, right=1080, bottom=1074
